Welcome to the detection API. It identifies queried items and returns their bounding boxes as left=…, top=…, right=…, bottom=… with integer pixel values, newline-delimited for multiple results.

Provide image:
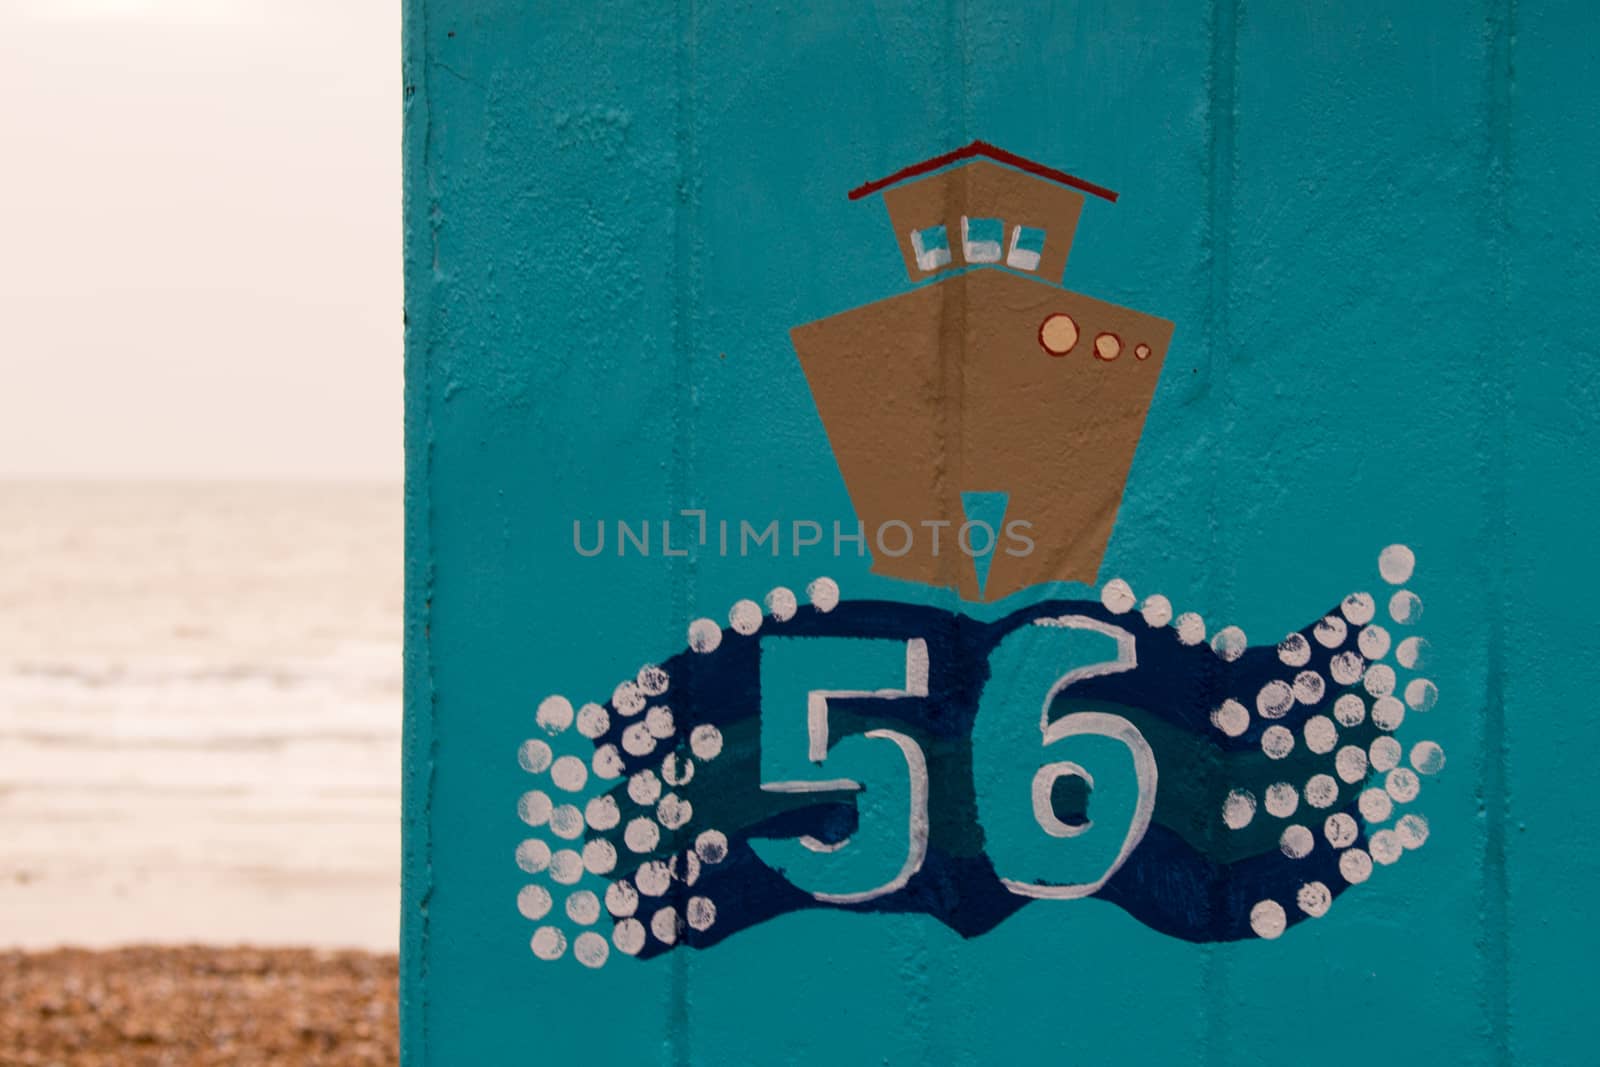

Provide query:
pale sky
left=0, top=0, right=399, bottom=481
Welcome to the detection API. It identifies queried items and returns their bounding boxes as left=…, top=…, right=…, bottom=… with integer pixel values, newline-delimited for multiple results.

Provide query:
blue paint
left=959, top=490, right=1009, bottom=596
left=403, top=1, right=1600, bottom=1062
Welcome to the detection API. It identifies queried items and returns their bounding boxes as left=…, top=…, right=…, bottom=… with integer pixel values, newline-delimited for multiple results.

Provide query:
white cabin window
left=962, top=216, right=1004, bottom=263
left=910, top=225, right=952, bottom=272
left=1007, top=225, right=1047, bottom=271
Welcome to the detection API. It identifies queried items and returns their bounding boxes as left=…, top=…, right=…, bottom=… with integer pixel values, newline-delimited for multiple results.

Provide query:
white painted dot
left=628, top=770, right=662, bottom=806
left=550, top=849, right=584, bottom=885
left=1396, top=636, right=1429, bottom=670
left=1304, top=774, right=1339, bottom=809
left=1212, top=626, right=1247, bottom=662
left=688, top=619, right=722, bottom=654
left=573, top=931, right=609, bottom=968
left=1175, top=612, right=1206, bottom=646
left=1378, top=544, right=1416, bottom=585
left=517, top=884, right=552, bottom=921
left=530, top=926, right=567, bottom=960
left=670, top=850, right=702, bottom=887
left=1372, top=696, right=1406, bottom=732
left=1211, top=699, right=1250, bottom=737
left=1314, top=615, right=1348, bottom=649
left=645, top=705, right=676, bottom=739
left=1341, top=592, right=1376, bottom=626
left=1386, top=767, right=1421, bottom=804
left=766, top=586, right=798, bottom=622
left=1358, top=625, right=1391, bottom=661
left=637, top=664, right=670, bottom=697
left=1363, top=664, right=1396, bottom=697
left=686, top=896, right=717, bottom=932
left=1410, top=741, right=1446, bottom=775
left=690, top=724, right=724, bottom=761
left=695, top=829, right=729, bottom=865
left=551, top=755, right=588, bottom=793
left=1265, top=783, right=1299, bottom=819
left=1369, top=829, right=1403, bottom=865
left=1293, top=670, right=1326, bottom=705
left=1370, top=736, right=1402, bottom=773
left=516, top=839, right=552, bottom=874
left=1405, top=678, right=1438, bottom=712
left=1338, top=848, right=1373, bottom=884
left=1396, top=813, right=1431, bottom=850
left=591, top=744, right=625, bottom=780
left=1101, top=579, right=1136, bottom=614
left=605, top=880, right=639, bottom=918
left=582, top=838, right=618, bottom=876
left=550, top=805, right=585, bottom=840
left=584, top=796, right=621, bottom=834
left=536, top=696, right=574, bottom=736
left=1333, top=693, right=1366, bottom=727
left=566, top=889, right=601, bottom=925
left=661, top=752, right=694, bottom=787
left=657, top=793, right=694, bottom=830
left=518, top=739, right=554, bottom=774
left=1325, top=813, right=1359, bottom=849
left=1257, top=680, right=1295, bottom=719
left=576, top=704, right=610, bottom=740
left=622, top=722, right=658, bottom=757
left=1262, top=725, right=1295, bottom=760
left=1278, top=633, right=1312, bottom=667
left=613, top=681, right=647, bottom=717
left=624, top=817, right=661, bottom=854
left=1335, top=745, right=1369, bottom=784
left=518, top=790, right=553, bottom=827
left=1141, top=595, right=1173, bottom=628
left=1297, top=881, right=1332, bottom=918
left=1389, top=590, right=1424, bottom=626
left=572, top=927, right=608, bottom=972
left=807, top=577, right=840, bottom=613
left=729, top=599, right=763, bottom=635
left=1280, top=824, right=1315, bottom=859
left=651, top=907, right=680, bottom=944
left=1358, top=788, right=1393, bottom=824
left=635, top=860, right=672, bottom=897
left=1329, top=651, right=1365, bottom=686
left=1304, top=716, right=1338, bottom=755
left=1222, top=789, right=1257, bottom=830
left=1250, top=899, right=1287, bottom=940
left=612, top=917, right=647, bottom=956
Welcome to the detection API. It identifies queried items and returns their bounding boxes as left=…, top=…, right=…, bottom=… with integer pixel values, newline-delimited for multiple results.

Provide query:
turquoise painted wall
left=403, top=2, right=1597, bottom=1063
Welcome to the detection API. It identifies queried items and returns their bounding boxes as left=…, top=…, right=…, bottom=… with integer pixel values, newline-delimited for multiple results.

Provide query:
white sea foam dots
left=1212, top=626, right=1247, bottom=662
left=729, top=598, right=763, bottom=635
left=1378, top=544, right=1416, bottom=585
left=1297, top=881, right=1332, bottom=918
left=1211, top=699, right=1249, bottom=737
left=573, top=931, right=610, bottom=969
left=531, top=926, right=568, bottom=960
left=517, top=885, right=552, bottom=921
left=1222, top=789, right=1257, bottom=830
left=688, top=618, right=722, bottom=654
left=536, top=696, right=574, bottom=735
left=766, top=586, right=798, bottom=621
left=1250, top=899, right=1287, bottom=939
left=807, top=577, right=840, bottom=613
left=518, top=739, right=553, bottom=774
left=1101, top=578, right=1136, bottom=614
left=1280, top=824, right=1314, bottom=859
left=1175, top=613, right=1206, bottom=646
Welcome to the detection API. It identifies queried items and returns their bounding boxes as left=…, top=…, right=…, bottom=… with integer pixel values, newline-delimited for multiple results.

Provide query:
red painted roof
left=847, top=140, right=1118, bottom=204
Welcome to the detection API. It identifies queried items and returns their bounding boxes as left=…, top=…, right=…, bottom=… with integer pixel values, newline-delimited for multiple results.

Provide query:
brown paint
left=880, top=159, right=1088, bottom=284
left=791, top=268, right=1173, bottom=602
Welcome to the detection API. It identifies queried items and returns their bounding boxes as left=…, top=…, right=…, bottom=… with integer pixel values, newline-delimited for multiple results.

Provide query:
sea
left=0, top=481, right=400, bottom=951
